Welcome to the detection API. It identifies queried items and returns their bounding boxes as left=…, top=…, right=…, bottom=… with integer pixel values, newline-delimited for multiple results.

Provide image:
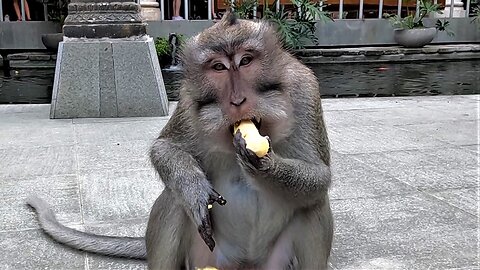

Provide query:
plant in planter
left=154, top=34, right=186, bottom=68
left=42, top=0, right=70, bottom=51
left=383, top=0, right=453, bottom=48
left=472, top=7, right=480, bottom=27
left=231, top=0, right=333, bottom=50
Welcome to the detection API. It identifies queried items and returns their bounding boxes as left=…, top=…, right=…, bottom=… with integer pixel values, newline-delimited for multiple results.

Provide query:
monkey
left=27, top=12, right=333, bottom=270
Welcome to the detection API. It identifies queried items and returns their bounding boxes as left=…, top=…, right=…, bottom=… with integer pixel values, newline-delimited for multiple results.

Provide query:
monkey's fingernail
left=216, top=196, right=227, bottom=205
left=207, top=238, right=215, bottom=251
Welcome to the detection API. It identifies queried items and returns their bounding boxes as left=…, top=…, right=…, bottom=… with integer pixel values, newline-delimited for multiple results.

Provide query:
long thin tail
left=26, top=195, right=147, bottom=260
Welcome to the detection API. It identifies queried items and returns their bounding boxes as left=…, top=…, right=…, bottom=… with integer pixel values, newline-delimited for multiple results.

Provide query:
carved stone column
left=139, top=0, right=161, bottom=21
left=50, top=0, right=169, bottom=119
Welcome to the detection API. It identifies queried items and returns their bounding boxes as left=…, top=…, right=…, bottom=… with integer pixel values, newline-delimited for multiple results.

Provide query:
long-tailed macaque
left=27, top=12, right=334, bottom=270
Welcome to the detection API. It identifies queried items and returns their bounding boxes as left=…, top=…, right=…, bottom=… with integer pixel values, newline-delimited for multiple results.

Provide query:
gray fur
left=147, top=12, right=333, bottom=270
left=27, top=12, right=333, bottom=270
left=26, top=195, right=147, bottom=259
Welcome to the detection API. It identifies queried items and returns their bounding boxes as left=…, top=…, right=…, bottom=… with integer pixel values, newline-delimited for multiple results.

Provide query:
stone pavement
left=0, top=95, right=478, bottom=269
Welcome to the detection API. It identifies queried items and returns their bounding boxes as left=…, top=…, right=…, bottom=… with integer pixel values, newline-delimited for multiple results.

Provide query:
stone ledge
left=297, top=44, right=480, bottom=63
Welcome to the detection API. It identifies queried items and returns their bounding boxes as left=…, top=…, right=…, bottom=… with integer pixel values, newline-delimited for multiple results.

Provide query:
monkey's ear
left=220, top=10, right=238, bottom=26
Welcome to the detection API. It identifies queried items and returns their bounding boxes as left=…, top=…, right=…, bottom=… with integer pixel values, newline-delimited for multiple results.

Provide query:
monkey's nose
left=230, top=97, right=246, bottom=106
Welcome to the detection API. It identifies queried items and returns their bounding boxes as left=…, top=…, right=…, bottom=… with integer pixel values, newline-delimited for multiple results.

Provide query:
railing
left=0, top=0, right=476, bottom=22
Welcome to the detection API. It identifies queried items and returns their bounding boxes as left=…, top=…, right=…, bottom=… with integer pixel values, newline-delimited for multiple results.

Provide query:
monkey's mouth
left=229, top=117, right=261, bottom=135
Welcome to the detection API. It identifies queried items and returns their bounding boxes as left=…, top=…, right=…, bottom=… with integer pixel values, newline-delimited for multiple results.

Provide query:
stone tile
left=99, top=42, right=118, bottom=118
left=0, top=145, right=76, bottom=179
left=398, top=120, right=479, bottom=146
left=321, top=96, right=431, bottom=111
left=329, top=194, right=478, bottom=269
left=323, top=110, right=378, bottom=128
left=80, top=169, right=163, bottom=223
left=72, top=102, right=176, bottom=124
left=51, top=42, right=101, bottom=118
left=427, top=188, right=478, bottom=216
left=74, top=119, right=167, bottom=145
left=0, top=175, right=82, bottom=232
left=351, top=106, right=476, bottom=126
left=352, top=147, right=478, bottom=190
left=328, top=124, right=448, bottom=154
left=85, top=219, right=148, bottom=269
left=461, top=144, right=479, bottom=154
left=329, top=153, right=416, bottom=200
left=0, top=124, right=74, bottom=149
left=0, top=112, right=72, bottom=126
left=76, top=140, right=152, bottom=173
left=0, top=229, right=85, bottom=269
left=0, top=104, right=50, bottom=114
left=113, top=39, right=169, bottom=117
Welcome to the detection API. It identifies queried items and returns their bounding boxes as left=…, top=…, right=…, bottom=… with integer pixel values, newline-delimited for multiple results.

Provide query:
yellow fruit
left=233, top=120, right=269, bottom=157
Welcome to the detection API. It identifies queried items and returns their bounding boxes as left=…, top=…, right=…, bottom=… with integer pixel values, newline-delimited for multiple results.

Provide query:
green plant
left=48, top=0, right=70, bottom=25
left=230, top=0, right=332, bottom=50
left=472, top=7, right=480, bottom=26
left=383, top=0, right=453, bottom=35
left=229, top=0, right=258, bottom=19
left=154, top=34, right=187, bottom=59
left=155, top=37, right=171, bottom=58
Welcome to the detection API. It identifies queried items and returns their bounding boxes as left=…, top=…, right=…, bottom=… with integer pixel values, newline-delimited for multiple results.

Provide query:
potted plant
left=231, top=0, right=333, bottom=50
left=41, top=0, right=69, bottom=51
left=154, top=34, right=186, bottom=68
left=384, top=0, right=453, bottom=48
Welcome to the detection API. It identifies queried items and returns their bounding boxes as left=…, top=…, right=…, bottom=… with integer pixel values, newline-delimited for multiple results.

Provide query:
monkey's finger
left=211, top=189, right=227, bottom=205
left=232, top=131, right=246, bottom=151
left=198, top=214, right=215, bottom=251
left=265, top=136, right=273, bottom=154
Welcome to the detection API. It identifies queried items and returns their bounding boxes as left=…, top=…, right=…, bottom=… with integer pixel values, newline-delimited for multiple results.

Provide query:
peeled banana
left=233, top=119, right=269, bottom=157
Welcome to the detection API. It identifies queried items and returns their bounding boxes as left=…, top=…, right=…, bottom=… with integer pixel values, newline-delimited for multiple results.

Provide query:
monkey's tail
left=26, top=195, right=147, bottom=260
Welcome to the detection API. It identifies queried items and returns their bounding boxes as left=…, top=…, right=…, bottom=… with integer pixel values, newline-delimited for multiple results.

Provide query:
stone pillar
left=436, top=0, right=466, bottom=18
left=51, top=0, right=169, bottom=119
left=140, top=0, right=161, bottom=21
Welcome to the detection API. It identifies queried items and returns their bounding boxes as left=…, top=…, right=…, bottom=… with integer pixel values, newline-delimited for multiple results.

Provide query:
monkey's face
left=181, top=15, right=294, bottom=152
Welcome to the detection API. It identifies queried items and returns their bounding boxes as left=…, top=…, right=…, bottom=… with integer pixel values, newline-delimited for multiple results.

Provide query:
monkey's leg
left=146, top=189, right=218, bottom=270
left=292, top=200, right=333, bottom=270
left=146, top=189, right=194, bottom=270
left=262, top=197, right=333, bottom=270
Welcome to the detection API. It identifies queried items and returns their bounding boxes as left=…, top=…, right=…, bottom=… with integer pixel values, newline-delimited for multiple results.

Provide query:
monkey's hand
left=233, top=131, right=273, bottom=172
left=189, top=186, right=226, bottom=252
left=150, top=139, right=226, bottom=252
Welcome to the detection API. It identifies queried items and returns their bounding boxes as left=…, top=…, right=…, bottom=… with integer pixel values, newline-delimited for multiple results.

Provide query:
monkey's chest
left=210, top=171, right=293, bottom=265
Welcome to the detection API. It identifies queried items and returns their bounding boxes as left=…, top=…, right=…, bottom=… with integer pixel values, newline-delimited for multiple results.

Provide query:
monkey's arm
left=233, top=132, right=331, bottom=207
left=149, top=105, right=221, bottom=251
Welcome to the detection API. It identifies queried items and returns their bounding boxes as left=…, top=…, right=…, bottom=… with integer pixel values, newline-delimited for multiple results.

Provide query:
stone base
left=50, top=36, right=169, bottom=119
left=141, top=8, right=161, bottom=21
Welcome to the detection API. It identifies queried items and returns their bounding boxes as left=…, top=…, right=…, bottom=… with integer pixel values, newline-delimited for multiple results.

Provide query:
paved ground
left=0, top=95, right=478, bottom=270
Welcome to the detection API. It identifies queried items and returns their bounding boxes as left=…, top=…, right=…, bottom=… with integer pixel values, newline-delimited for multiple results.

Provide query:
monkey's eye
left=239, top=56, right=253, bottom=66
left=212, top=63, right=227, bottom=71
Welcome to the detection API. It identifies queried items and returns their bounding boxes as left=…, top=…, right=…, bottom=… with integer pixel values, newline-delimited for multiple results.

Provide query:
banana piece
left=233, top=119, right=269, bottom=157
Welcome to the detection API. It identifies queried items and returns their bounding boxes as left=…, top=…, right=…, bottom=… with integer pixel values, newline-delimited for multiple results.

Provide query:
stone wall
left=1, top=18, right=479, bottom=50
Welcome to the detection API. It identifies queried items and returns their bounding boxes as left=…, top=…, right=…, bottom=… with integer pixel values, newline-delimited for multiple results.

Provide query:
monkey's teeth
left=251, top=117, right=261, bottom=129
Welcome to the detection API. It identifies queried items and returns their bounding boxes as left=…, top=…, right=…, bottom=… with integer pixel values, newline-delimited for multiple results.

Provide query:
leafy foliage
left=154, top=37, right=171, bottom=58
left=229, top=0, right=259, bottom=19
left=154, top=34, right=187, bottom=58
left=383, top=0, right=453, bottom=34
left=231, top=0, right=333, bottom=50
left=47, top=0, right=70, bottom=25
left=472, top=7, right=480, bottom=26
